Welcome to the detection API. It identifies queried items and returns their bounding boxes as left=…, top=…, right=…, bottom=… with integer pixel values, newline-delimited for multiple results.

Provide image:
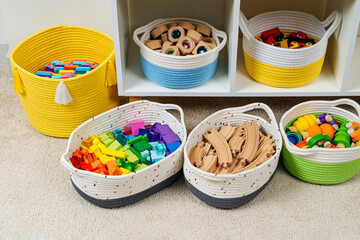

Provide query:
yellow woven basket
left=10, top=25, right=120, bottom=138
left=239, top=11, right=342, bottom=88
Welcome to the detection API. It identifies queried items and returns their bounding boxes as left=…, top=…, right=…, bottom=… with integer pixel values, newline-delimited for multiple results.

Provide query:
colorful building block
left=138, top=129, right=147, bottom=136
left=82, top=138, right=93, bottom=148
left=148, top=131, right=161, bottom=142
left=141, top=150, right=150, bottom=159
left=130, top=148, right=146, bottom=163
left=149, top=141, right=160, bottom=148
left=162, top=132, right=180, bottom=145
left=106, top=160, right=122, bottom=175
left=166, top=141, right=181, bottom=153
left=150, top=150, right=164, bottom=163
left=98, top=143, right=126, bottom=159
left=124, top=150, right=139, bottom=164
left=155, top=143, right=166, bottom=155
left=127, top=136, right=144, bottom=145
left=108, top=140, right=123, bottom=150
left=113, top=128, right=127, bottom=146
left=120, top=167, right=132, bottom=175
left=134, top=163, right=148, bottom=171
left=133, top=140, right=152, bottom=153
left=131, top=120, right=145, bottom=136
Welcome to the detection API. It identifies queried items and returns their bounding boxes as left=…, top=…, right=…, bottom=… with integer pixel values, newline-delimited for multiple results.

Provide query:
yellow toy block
left=80, top=145, right=88, bottom=150
left=59, top=70, right=74, bottom=74
left=120, top=167, right=132, bottom=175
left=98, top=143, right=126, bottom=159
left=99, top=154, right=116, bottom=165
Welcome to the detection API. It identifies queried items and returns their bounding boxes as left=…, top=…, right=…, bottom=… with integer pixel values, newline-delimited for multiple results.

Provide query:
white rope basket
left=184, top=103, right=282, bottom=202
left=239, top=10, right=342, bottom=68
left=133, top=17, right=227, bottom=69
left=280, top=99, right=360, bottom=163
left=61, top=100, right=186, bottom=204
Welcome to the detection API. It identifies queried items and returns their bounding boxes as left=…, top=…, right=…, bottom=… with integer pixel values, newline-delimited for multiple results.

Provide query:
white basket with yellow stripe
left=239, top=10, right=342, bottom=88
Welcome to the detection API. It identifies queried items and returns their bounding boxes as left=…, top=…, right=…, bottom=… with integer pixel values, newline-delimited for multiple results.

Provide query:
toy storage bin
left=61, top=100, right=186, bottom=208
left=133, top=18, right=227, bottom=89
left=239, top=10, right=342, bottom=88
left=184, top=103, right=282, bottom=209
left=280, top=99, right=360, bottom=185
left=10, top=25, right=119, bottom=138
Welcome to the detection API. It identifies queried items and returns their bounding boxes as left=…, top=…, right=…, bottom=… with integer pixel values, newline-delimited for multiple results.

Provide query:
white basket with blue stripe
left=133, top=18, right=227, bottom=89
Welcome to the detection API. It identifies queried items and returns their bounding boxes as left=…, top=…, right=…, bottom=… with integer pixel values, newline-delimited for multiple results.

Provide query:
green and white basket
left=280, top=99, right=360, bottom=185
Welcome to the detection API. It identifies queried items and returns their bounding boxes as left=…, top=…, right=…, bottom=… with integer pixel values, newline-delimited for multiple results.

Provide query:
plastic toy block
left=36, top=71, right=52, bottom=77
left=98, top=143, right=126, bottom=159
left=108, top=140, right=123, bottom=150
left=89, top=144, right=101, bottom=156
left=51, top=60, right=61, bottom=66
left=99, top=132, right=110, bottom=141
left=141, top=150, right=150, bottom=159
left=80, top=145, right=88, bottom=150
left=261, top=27, right=281, bottom=40
left=115, top=158, right=126, bottom=168
left=133, top=140, right=152, bottom=153
left=120, top=167, right=132, bottom=175
left=151, top=123, right=161, bottom=132
left=155, top=143, right=166, bottom=155
left=119, top=145, right=130, bottom=152
left=148, top=131, right=161, bottom=142
left=149, top=142, right=160, bottom=148
left=150, top=150, right=164, bottom=163
left=138, top=129, right=147, bottom=136
left=82, top=138, right=93, bottom=148
left=154, top=124, right=173, bottom=136
left=106, top=160, right=122, bottom=175
left=113, top=129, right=127, bottom=146
left=130, top=148, right=145, bottom=163
left=107, top=132, right=115, bottom=139
left=162, top=132, right=180, bottom=145
left=131, top=120, right=145, bottom=136
left=124, top=161, right=137, bottom=172
left=135, top=163, right=148, bottom=172
left=166, top=141, right=181, bottom=154
left=165, top=149, right=170, bottom=157
left=125, top=150, right=139, bottom=164
left=45, top=65, right=55, bottom=72
left=127, top=136, right=144, bottom=145
left=91, top=160, right=101, bottom=169
left=125, top=135, right=136, bottom=141
left=143, top=134, right=149, bottom=142
left=99, top=154, right=116, bottom=165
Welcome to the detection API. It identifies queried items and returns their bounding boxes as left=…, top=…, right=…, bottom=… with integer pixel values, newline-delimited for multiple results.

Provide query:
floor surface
left=1, top=66, right=359, bottom=239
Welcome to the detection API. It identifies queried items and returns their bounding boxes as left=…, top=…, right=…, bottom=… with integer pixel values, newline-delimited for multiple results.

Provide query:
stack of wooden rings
left=189, top=121, right=276, bottom=174
left=145, top=21, right=217, bottom=56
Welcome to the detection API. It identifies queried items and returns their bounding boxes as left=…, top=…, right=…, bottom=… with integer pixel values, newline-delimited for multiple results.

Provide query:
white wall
left=0, top=0, right=114, bottom=51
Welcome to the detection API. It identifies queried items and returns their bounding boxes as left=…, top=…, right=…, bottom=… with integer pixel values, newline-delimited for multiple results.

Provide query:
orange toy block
left=306, top=125, right=322, bottom=138
left=320, top=124, right=336, bottom=139
left=106, top=160, right=123, bottom=176
left=91, top=160, right=101, bottom=169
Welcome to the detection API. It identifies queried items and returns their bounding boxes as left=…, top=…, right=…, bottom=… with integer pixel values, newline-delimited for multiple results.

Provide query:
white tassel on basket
left=54, top=81, right=72, bottom=105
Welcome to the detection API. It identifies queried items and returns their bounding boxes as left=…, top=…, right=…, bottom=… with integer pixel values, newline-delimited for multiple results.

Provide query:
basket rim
left=135, top=17, right=227, bottom=60
left=10, top=25, right=115, bottom=83
left=184, top=108, right=282, bottom=178
left=61, top=100, right=187, bottom=180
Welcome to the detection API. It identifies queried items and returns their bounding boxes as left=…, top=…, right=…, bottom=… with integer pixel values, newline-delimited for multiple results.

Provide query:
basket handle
left=12, top=67, right=26, bottom=94
left=281, top=98, right=360, bottom=156
left=320, top=11, right=342, bottom=40
left=157, top=103, right=187, bottom=137
left=133, top=18, right=227, bottom=52
left=239, top=11, right=252, bottom=40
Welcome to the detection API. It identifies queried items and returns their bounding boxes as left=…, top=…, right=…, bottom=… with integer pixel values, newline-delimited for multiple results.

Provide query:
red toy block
left=265, top=37, right=276, bottom=45
left=261, top=27, right=281, bottom=40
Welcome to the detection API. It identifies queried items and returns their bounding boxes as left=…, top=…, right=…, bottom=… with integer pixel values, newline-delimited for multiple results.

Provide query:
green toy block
left=124, top=162, right=134, bottom=172
left=130, top=148, right=145, bottom=163
left=134, top=163, right=148, bottom=171
left=116, top=158, right=126, bottom=168
left=149, top=142, right=160, bottom=148
left=119, top=145, right=130, bottom=152
left=125, top=150, right=139, bottom=164
left=108, top=140, right=123, bottom=150
left=133, top=140, right=152, bottom=153
left=142, top=134, right=149, bottom=142
left=98, top=132, right=110, bottom=141
left=127, top=136, right=144, bottom=145
left=101, top=138, right=114, bottom=147
left=107, top=132, right=115, bottom=139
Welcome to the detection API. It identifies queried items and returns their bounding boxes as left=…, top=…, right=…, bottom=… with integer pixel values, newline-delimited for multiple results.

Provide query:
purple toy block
left=45, top=65, right=55, bottom=72
left=162, top=132, right=180, bottom=145
left=131, top=120, right=145, bottom=136
left=165, top=149, right=170, bottom=157
left=155, top=124, right=172, bottom=135
left=148, top=131, right=160, bottom=142
left=54, top=63, right=70, bottom=67
left=81, top=63, right=92, bottom=67
left=151, top=123, right=161, bottom=132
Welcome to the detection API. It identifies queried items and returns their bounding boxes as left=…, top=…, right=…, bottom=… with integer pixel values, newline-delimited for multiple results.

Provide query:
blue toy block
left=138, top=128, right=147, bottom=136
left=150, top=150, right=164, bottom=163
left=54, top=67, right=64, bottom=73
left=166, top=141, right=181, bottom=154
left=155, top=143, right=166, bottom=155
left=162, top=132, right=180, bottom=145
left=148, top=131, right=161, bottom=142
left=149, top=141, right=160, bottom=148
left=141, top=150, right=150, bottom=159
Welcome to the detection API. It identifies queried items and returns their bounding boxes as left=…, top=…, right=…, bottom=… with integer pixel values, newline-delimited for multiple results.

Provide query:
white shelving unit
left=112, top=0, right=360, bottom=96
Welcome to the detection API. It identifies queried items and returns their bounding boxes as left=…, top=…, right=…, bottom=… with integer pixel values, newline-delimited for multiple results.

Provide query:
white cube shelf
left=112, top=0, right=360, bottom=96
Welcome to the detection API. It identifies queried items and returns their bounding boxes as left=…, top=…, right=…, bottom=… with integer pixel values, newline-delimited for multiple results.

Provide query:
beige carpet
left=1, top=65, right=359, bottom=239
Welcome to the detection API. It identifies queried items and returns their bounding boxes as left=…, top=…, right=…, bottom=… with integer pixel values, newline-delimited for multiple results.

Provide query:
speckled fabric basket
left=183, top=103, right=282, bottom=209
left=61, top=100, right=186, bottom=208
